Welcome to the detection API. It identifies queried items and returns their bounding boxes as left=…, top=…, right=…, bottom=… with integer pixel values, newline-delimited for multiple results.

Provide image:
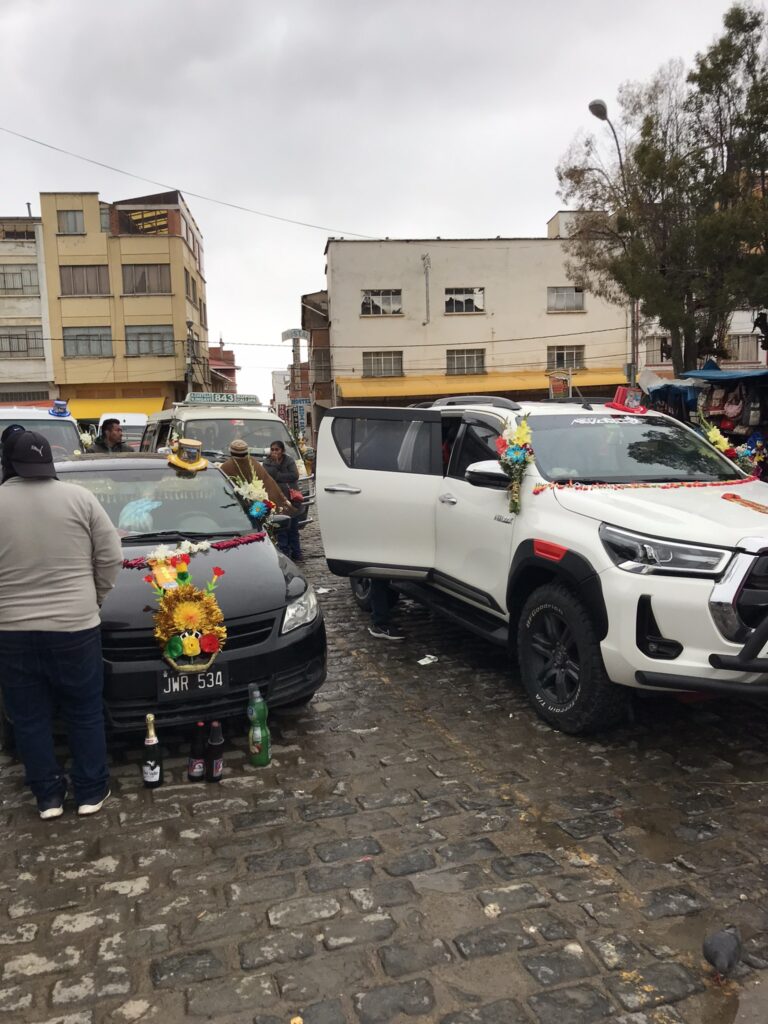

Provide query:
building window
left=63, top=326, right=113, bottom=358
left=122, top=264, right=171, bottom=295
left=362, top=350, right=403, bottom=377
left=125, top=325, right=175, bottom=357
left=725, top=334, right=760, bottom=362
left=117, top=209, right=169, bottom=235
left=100, top=205, right=111, bottom=232
left=57, top=210, right=85, bottom=234
left=0, top=223, right=35, bottom=240
left=447, top=348, right=486, bottom=375
left=60, top=265, right=110, bottom=296
left=0, top=390, right=49, bottom=401
left=547, top=286, right=584, bottom=312
left=445, top=287, right=485, bottom=314
left=0, top=327, right=44, bottom=358
left=184, top=269, right=198, bottom=305
left=200, top=299, right=207, bottom=328
left=361, top=289, right=402, bottom=316
left=645, top=335, right=672, bottom=363
left=547, top=345, right=585, bottom=370
left=312, top=349, right=331, bottom=383
left=0, top=264, right=39, bottom=295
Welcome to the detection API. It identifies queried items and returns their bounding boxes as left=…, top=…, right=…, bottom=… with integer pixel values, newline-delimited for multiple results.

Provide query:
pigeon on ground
left=703, top=924, right=742, bottom=984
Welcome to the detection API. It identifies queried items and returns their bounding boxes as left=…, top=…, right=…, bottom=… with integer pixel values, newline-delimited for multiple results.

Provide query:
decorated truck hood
left=551, top=476, right=768, bottom=549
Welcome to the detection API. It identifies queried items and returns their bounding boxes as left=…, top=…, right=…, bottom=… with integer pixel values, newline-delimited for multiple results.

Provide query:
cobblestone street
left=4, top=522, right=768, bottom=1023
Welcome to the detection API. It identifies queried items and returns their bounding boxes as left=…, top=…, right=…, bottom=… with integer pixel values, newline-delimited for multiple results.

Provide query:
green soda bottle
left=247, top=684, right=271, bottom=767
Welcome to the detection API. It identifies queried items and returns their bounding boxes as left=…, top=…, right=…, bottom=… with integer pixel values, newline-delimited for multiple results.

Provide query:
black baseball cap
left=9, top=431, right=58, bottom=479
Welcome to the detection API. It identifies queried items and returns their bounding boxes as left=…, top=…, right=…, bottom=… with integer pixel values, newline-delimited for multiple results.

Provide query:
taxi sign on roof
left=186, top=392, right=262, bottom=406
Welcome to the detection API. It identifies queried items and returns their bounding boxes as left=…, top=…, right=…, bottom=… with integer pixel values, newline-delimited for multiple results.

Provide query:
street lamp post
left=589, top=98, right=639, bottom=386
left=185, top=319, right=194, bottom=397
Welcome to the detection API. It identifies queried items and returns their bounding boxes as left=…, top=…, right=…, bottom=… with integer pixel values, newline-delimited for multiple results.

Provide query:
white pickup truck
left=317, top=395, right=768, bottom=733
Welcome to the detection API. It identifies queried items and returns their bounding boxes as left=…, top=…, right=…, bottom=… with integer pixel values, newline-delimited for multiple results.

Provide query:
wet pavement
left=3, top=523, right=768, bottom=1022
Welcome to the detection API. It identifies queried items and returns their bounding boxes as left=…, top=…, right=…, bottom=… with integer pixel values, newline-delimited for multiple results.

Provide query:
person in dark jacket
left=93, top=419, right=133, bottom=454
left=263, top=440, right=302, bottom=560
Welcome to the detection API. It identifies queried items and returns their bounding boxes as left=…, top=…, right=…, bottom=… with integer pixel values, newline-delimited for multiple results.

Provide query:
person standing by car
left=0, top=430, right=122, bottom=819
left=94, top=418, right=133, bottom=453
left=219, top=439, right=291, bottom=514
left=264, top=439, right=303, bottom=560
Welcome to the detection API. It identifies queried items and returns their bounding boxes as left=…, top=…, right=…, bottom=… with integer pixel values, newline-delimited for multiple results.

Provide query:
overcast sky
left=1, top=0, right=739, bottom=400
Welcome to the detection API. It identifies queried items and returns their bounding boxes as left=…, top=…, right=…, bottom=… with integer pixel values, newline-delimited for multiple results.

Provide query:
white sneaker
left=38, top=802, right=64, bottom=820
left=77, top=789, right=111, bottom=817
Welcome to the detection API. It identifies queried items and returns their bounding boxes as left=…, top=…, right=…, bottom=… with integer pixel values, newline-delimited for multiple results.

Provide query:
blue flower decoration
left=249, top=500, right=268, bottom=520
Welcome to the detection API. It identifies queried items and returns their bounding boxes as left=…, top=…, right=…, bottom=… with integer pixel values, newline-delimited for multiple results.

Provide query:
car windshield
left=120, top=426, right=145, bottom=445
left=0, top=417, right=81, bottom=454
left=528, top=413, right=743, bottom=484
left=63, top=464, right=252, bottom=540
left=180, top=418, right=300, bottom=462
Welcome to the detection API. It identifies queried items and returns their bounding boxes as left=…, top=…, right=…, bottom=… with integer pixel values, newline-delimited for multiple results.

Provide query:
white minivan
left=140, top=396, right=314, bottom=521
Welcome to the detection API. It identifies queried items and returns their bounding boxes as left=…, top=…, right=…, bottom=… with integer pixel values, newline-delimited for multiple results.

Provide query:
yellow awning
left=67, top=397, right=167, bottom=419
left=336, top=368, right=627, bottom=400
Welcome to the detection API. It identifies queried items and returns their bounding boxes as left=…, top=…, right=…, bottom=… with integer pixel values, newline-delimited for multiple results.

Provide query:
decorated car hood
left=100, top=536, right=293, bottom=633
left=551, top=477, right=768, bottom=548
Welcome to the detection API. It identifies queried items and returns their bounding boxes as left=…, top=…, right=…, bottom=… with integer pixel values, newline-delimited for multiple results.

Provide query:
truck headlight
left=599, top=524, right=732, bottom=578
left=281, top=585, right=319, bottom=633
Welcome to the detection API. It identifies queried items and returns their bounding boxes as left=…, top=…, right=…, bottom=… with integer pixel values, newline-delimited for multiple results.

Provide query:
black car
left=22, top=454, right=326, bottom=732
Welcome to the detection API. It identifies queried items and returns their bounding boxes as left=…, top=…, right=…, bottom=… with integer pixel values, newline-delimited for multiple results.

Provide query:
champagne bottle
left=187, top=721, right=206, bottom=782
left=142, top=713, right=163, bottom=788
left=205, top=720, right=224, bottom=783
left=247, top=685, right=271, bottom=767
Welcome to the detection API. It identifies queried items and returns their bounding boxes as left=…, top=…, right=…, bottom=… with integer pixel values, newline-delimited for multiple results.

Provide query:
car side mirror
left=270, top=514, right=291, bottom=531
left=465, top=460, right=509, bottom=490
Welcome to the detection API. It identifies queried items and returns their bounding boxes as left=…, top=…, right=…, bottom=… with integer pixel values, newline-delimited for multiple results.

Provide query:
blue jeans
left=277, top=515, right=302, bottom=559
left=0, top=627, right=109, bottom=805
left=370, top=579, right=392, bottom=629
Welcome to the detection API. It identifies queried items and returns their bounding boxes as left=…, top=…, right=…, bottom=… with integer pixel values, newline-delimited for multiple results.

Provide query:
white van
left=98, top=412, right=148, bottom=449
left=140, top=395, right=314, bottom=521
left=0, top=402, right=82, bottom=456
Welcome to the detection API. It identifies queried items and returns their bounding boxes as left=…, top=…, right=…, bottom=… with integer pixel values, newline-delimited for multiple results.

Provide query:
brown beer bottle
left=205, top=720, right=224, bottom=783
left=142, top=713, right=163, bottom=788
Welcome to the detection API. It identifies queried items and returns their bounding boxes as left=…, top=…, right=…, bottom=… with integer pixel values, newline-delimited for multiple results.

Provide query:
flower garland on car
left=138, top=541, right=228, bottom=671
left=698, top=412, right=765, bottom=475
left=495, top=417, right=534, bottom=514
left=122, top=534, right=266, bottom=671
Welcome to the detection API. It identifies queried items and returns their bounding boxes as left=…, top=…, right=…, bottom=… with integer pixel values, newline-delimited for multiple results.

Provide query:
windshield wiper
left=121, top=529, right=244, bottom=544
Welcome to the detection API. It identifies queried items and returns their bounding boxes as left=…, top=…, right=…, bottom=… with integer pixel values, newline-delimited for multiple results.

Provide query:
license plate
left=157, top=664, right=229, bottom=702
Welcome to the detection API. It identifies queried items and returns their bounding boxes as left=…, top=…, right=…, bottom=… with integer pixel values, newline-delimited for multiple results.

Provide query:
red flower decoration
left=200, top=633, right=220, bottom=653
left=143, top=574, right=154, bottom=583
left=495, top=436, right=507, bottom=455
left=179, top=553, right=191, bottom=564
left=725, top=447, right=737, bottom=459
left=212, top=566, right=225, bottom=577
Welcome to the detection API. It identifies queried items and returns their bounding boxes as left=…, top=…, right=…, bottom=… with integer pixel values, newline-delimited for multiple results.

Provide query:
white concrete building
left=641, top=309, right=766, bottom=372
left=325, top=213, right=631, bottom=405
left=0, top=214, right=54, bottom=402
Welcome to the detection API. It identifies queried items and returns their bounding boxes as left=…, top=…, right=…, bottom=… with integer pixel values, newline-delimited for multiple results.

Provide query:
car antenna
left=573, top=385, right=592, bottom=410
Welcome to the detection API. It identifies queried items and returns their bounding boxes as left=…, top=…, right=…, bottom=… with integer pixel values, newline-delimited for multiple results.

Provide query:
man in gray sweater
left=0, top=431, right=122, bottom=819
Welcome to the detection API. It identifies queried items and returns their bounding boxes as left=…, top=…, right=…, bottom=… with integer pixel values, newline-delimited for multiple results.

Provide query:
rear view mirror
left=465, top=460, right=509, bottom=490
left=270, top=514, right=291, bottom=531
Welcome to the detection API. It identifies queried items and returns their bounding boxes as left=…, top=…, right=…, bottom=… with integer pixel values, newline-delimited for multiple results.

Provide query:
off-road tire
left=517, top=582, right=628, bottom=734
left=350, top=578, right=399, bottom=612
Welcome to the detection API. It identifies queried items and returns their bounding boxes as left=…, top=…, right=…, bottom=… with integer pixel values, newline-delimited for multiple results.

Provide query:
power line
left=0, top=124, right=375, bottom=239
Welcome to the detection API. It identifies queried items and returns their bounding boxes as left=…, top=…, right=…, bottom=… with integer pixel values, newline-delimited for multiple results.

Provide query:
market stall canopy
left=683, top=367, right=768, bottom=382
left=638, top=368, right=707, bottom=394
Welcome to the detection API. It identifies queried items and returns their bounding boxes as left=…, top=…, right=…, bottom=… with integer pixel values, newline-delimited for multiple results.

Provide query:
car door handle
left=439, top=493, right=458, bottom=505
left=324, top=484, right=362, bottom=494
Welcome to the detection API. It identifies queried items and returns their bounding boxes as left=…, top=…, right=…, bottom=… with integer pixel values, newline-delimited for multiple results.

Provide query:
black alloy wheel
left=517, top=583, right=628, bottom=734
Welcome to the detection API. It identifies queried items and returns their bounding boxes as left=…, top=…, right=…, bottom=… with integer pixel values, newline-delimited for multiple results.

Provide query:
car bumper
left=598, top=565, right=768, bottom=695
left=101, top=612, right=327, bottom=731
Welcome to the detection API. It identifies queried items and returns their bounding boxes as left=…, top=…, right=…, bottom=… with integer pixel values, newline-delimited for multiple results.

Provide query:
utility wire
left=0, top=124, right=375, bottom=239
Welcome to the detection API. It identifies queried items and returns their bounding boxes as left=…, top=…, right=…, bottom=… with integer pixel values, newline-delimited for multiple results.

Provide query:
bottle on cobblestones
left=187, top=721, right=206, bottom=782
left=205, top=720, right=224, bottom=782
left=247, top=685, right=271, bottom=767
left=142, top=713, right=163, bottom=788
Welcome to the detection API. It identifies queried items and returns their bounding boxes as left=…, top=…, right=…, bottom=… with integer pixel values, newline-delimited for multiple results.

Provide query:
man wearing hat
left=219, top=439, right=292, bottom=513
left=0, top=430, right=122, bottom=819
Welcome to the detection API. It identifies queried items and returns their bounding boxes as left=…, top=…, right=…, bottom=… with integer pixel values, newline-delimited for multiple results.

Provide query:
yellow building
left=39, top=190, right=209, bottom=420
